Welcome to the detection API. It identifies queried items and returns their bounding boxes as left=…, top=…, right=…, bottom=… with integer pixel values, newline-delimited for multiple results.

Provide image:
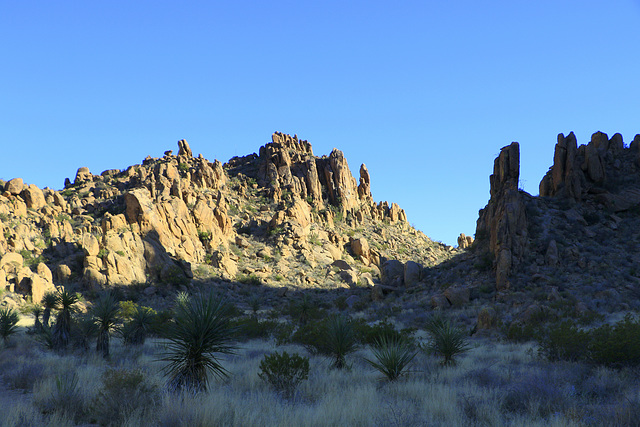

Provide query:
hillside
left=0, top=132, right=459, bottom=312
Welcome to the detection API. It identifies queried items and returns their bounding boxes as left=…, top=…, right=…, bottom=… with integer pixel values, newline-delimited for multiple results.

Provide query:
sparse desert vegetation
left=2, top=294, right=640, bottom=427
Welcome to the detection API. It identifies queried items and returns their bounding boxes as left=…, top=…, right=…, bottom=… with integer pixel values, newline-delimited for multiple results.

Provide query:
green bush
left=258, top=351, right=309, bottom=399
left=537, top=320, right=588, bottom=362
left=354, top=319, right=416, bottom=348
left=231, top=317, right=279, bottom=342
left=121, top=306, right=156, bottom=346
left=539, top=315, right=640, bottom=368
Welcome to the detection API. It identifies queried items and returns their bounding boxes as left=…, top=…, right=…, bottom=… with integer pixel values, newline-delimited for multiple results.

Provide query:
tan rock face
left=74, top=167, right=92, bottom=185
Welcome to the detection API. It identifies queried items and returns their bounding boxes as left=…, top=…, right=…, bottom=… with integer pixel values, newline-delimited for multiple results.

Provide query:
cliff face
left=470, top=130, right=640, bottom=320
left=0, top=133, right=451, bottom=304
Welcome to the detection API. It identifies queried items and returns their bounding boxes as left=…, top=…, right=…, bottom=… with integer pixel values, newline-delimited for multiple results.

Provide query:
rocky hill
left=3, top=130, right=640, bottom=332
left=0, top=132, right=459, bottom=310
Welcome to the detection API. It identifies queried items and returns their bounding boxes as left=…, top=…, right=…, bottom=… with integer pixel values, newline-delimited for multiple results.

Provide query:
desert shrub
left=354, top=319, right=416, bottom=347
left=0, top=307, right=20, bottom=345
left=588, top=315, right=640, bottom=368
left=287, top=319, right=328, bottom=353
left=90, top=368, right=159, bottom=426
left=365, top=336, right=417, bottom=381
left=71, top=314, right=99, bottom=350
left=258, top=351, right=309, bottom=399
left=500, top=373, right=566, bottom=417
left=537, top=320, right=588, bottom=362
left=231, top=317, right=279, bottom=342
left=287, top=294, right=322, bottom=325
left=425, top=316, right=470, bottom=366
left=161, top=292, right=237, bottom=392
left=537, top=315, right=640, bottom=368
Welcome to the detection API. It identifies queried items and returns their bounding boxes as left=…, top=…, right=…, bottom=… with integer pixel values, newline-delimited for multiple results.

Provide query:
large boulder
left=403, top=261, right=422, bottom=287
left=5, top=178, right=24, bottom=195
left=21, top=184, right=46, bottom=210
left=381, top=259, right=404, bottom=286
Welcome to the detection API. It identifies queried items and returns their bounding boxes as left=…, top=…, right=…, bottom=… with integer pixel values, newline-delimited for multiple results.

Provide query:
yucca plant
left=93, top=292, right=121, bottom=358
left=31, top=304, right=43, bottom=333
left=161, top=292, right=237, bottom=392
left=0, top=307, right=20, bottom=345
left=41, top=291, right=59, bottom=328
left=324, top=314, right=358, bottom=369
left=425, top=316, right=470, bottom=366
left=72, top=314, right=99, bottom=351
left=365, top=336, right=417, bottom=381
left=52, top=289, right=78, bottom=350
left=121, top=306, right=155, bottom=346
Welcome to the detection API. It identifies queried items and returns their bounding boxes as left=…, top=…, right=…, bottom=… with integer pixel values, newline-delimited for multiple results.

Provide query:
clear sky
left=2, top=1, right=640, bottom=246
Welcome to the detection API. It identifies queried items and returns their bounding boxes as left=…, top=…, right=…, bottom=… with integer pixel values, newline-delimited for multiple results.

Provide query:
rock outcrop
left=475, top=142, right=528, bottom=290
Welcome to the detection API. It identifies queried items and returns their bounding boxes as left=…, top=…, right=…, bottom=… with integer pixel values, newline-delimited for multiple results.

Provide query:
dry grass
left=1, top=325, right=639, bottom=426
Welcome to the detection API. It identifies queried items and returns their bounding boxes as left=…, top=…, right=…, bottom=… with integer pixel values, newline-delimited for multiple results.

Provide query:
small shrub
left=537, top=320, right=588, bottom=362
left=258, top=351, right=309, bottom=399
left=121, top=306, right=156, bottom=346
left=588, top=314, right=640, bottom=368
left=231, top=317, right=279, bottom=342
left=90, top=368, right=159, bottom=426
left=365, top=336, right=417, bottom=381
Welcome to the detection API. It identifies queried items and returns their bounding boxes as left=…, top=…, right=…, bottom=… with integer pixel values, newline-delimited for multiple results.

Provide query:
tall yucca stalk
left=161, top=293, right=237, bottom=392
left=52, top=289, right=78, bottom=350
left=41, top=291, right=59, bottom=328
left=324, top=314, right=357, bottom=369
left=93, top=292, right=120, bottom=358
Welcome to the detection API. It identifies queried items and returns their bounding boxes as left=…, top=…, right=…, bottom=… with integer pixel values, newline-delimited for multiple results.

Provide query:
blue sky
left=2, top=1, right=640, bottom=245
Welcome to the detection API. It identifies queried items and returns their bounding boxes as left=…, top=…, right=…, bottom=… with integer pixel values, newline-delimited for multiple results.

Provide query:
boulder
left=443, top=286, right=470, bottom=307
left=403, top=261, right=422, bottom=287
left=36, top=262, right=53, bottom=283
left=5, top=178, right=24, bottom=195
left=431, top=294, right=451, bottom=309
left=74, top=167, right=92, bottom=185
left=381, top=259, right=404, bottom=285
left=350, top=237, right=370, bottom=260
left=21, top=184, right=46, bottom=210
left=0, top=252, right=23, bottom=270
left=178, top=139, right=193, bottom=158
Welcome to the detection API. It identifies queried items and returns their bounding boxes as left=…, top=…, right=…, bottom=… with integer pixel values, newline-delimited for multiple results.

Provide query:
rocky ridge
left=0, top=133, right=457, bottom=309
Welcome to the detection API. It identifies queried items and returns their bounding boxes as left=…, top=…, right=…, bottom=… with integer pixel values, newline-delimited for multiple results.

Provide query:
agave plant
left=425, top=316, right=470, bottom=366
left=41, top=291, right=59, bottom=328
left=161, top=292, right=237, bottom=392
left=92, top=292, right=121, bottom=358
left=52, top=289, right=79, bottom=350
left=324, top=314, right=358, bottom=369
left=365, top=336, right=417, bottom=381
left=0, top=307, right=20, bottom=345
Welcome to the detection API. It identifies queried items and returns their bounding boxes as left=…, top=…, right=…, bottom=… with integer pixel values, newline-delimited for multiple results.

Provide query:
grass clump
left=161, top=292, right=237, bottom=392
left=258, top=351, right=310, bottom=399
